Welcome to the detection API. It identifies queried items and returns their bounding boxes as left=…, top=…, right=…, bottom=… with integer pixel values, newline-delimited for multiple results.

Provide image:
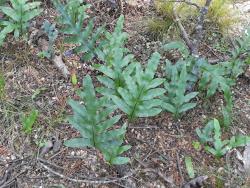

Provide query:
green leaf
left=178, top=103, right=197, bottom=113
left=21, top=109, right=39, bottom=134
left=111, top=95, right=130, bottom=114
left=162, top=102, right=176, bottom=114
left=185, top=156, right=195, bottom=178
left=1, top=7, right=19, bottom=21
left=142, top=88, right=166, bottom=100
left=64, top=138, right=92, bottom=148
left=110, top=157, right=130, bottom=165
left=71, top=73, right=78, bottom=85
left=162, top=41, right=190, bottom=58
left=136, top=108, right=162, bottom=117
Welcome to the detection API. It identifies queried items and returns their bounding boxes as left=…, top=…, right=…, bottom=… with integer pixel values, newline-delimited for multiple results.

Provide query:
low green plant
left=223, top=28, right=250, bottom=79
left=192, top=141, right=201, bottom=151
left=39, top=20, right=58, bottom=59
left=0, top=72, right=5, bottom=99
left=196, top=119, right=250, bottom=158
left=162, top=41, right=207, bottom=89
left=161, top=62, right=198, bottom=119
left=65, top=75, right=130, bottom=165
left=111, top=52, right=165, bottom=120
left=21, top=109, right=39, bottom=134
left=94, top=15, right=137, bottom=97
left=96, top=15, right=129, bottom=66
left=199, top=63, right=234, bottom=98
left=53, top=0, right=104, bottom=61
left=95, top=48, right=136, bottom=97
left=0, top=0, right=42, bottom=45
left=199, top=62, right=234, bottom=126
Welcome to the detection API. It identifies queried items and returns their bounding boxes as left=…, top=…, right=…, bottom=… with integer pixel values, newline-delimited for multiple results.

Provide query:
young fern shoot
left=65, top=75, right=130, bottom=165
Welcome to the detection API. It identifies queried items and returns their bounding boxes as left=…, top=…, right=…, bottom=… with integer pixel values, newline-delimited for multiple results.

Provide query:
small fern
left=111, top=52, right=165, bottom=120
left=0, top=0, right=42, bottom=45
left=65, top=75, right=130, bottom=165
left=53, top=0, right=104, bottom=61
left=96, top=15, right=129, bottom=66
left=162, top=62, right=198, bottom=119
left=95, top=48, right=136, bottom=97
left=94, top=15, right=137, bottom=97
left=39, top=20, right=58, bottom=59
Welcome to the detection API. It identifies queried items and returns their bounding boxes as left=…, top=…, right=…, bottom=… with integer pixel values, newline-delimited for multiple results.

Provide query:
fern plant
left=162, top=41, right=207, bottom=90
left=53, top=0, right=104, bottom=61
left=111, top=52, right=165, bottom=120
left=199, top=63, right=234, bottom=99
left=196, top=119, right=250, bottom=158
left=95, top=48, right=136, bottom=97
left=39, top=20, right=58, bottom=59
left=96, top=15, right=129, bottom=66
left=94, top=15, right=136, bottom=97
left=223, top=28, right=250, bottom=79
left=65, top=75, right=130, bottom=165
left=161, top=61, right=198, bottom=119
left=0, top=0, right=42, bottom=45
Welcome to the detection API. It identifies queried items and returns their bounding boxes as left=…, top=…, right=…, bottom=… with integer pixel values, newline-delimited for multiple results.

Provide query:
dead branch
left=170, top=0, right=213, bottom=56
left=135, top=158, right=176, bottom=187
left=172, top=7, right=194, bottom=53
left=192, top=0, right=213, bottom=56
left=37, top=157, right=135, bottom=184
left=167, top=0, right=200, bottom=9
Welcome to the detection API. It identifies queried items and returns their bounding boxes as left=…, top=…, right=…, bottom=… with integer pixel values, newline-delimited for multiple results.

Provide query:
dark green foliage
left=96, top=15, right=129, bottom=66
left=196, top=120, right=214, bottom=144
left=223, top=28, right=250, bottom=79
left=53, top=0, right=104, bottom=61
left=95, top=49, right=136, bottom=97
left=40, top=20, right=58, bottom=59
left=94, top=15, right=136, bottom=97
left=162, top=41, right=207, bottom=89
left=204, top=119, right=230, bottom=158
left=65, top=75, right=130, bottom=165
left=199, top=63, right=234, bottom=98
left=111, top=52, right=165, bottom=120
left=199, top=62, right=234, bottom=127
left=196, top=119, right=250, bottom=158
left=0, top=0, right=42, bottom=45
left=162, top=62, right=198, bottom=119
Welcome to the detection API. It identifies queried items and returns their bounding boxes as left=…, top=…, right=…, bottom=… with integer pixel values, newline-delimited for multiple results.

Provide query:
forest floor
left=0, top=0, right=250, bottom=188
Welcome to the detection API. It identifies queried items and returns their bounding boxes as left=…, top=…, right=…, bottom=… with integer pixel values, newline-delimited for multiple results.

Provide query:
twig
left=128, top=126, right=159, bottom=129
left=176, top=151, right=184, bottom=185
left=172, top=7, right=194, bottom=53
left=135, top=158, right=176, bottom=187
left=166, top=0, right=200, bottom=9
left=37, top=157, right=134, bottom=184
left=192, top=0, right=213, bottom=56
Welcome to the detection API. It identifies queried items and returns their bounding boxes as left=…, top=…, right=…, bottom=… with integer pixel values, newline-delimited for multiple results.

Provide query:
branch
left=172, top=6, right=194, bottom=53
left=192, top=0, right=213, bottom=56
left=37, top=157, right=134, bottom=184
left=166, top=0, right=200, bottom=9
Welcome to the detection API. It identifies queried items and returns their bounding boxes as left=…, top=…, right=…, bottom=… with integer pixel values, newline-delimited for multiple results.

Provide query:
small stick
left=38, top=157, right=134, bottom=184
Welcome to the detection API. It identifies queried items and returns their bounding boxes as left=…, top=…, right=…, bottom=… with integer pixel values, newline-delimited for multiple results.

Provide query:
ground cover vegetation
left=0, top=0, right=250, bottom=187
